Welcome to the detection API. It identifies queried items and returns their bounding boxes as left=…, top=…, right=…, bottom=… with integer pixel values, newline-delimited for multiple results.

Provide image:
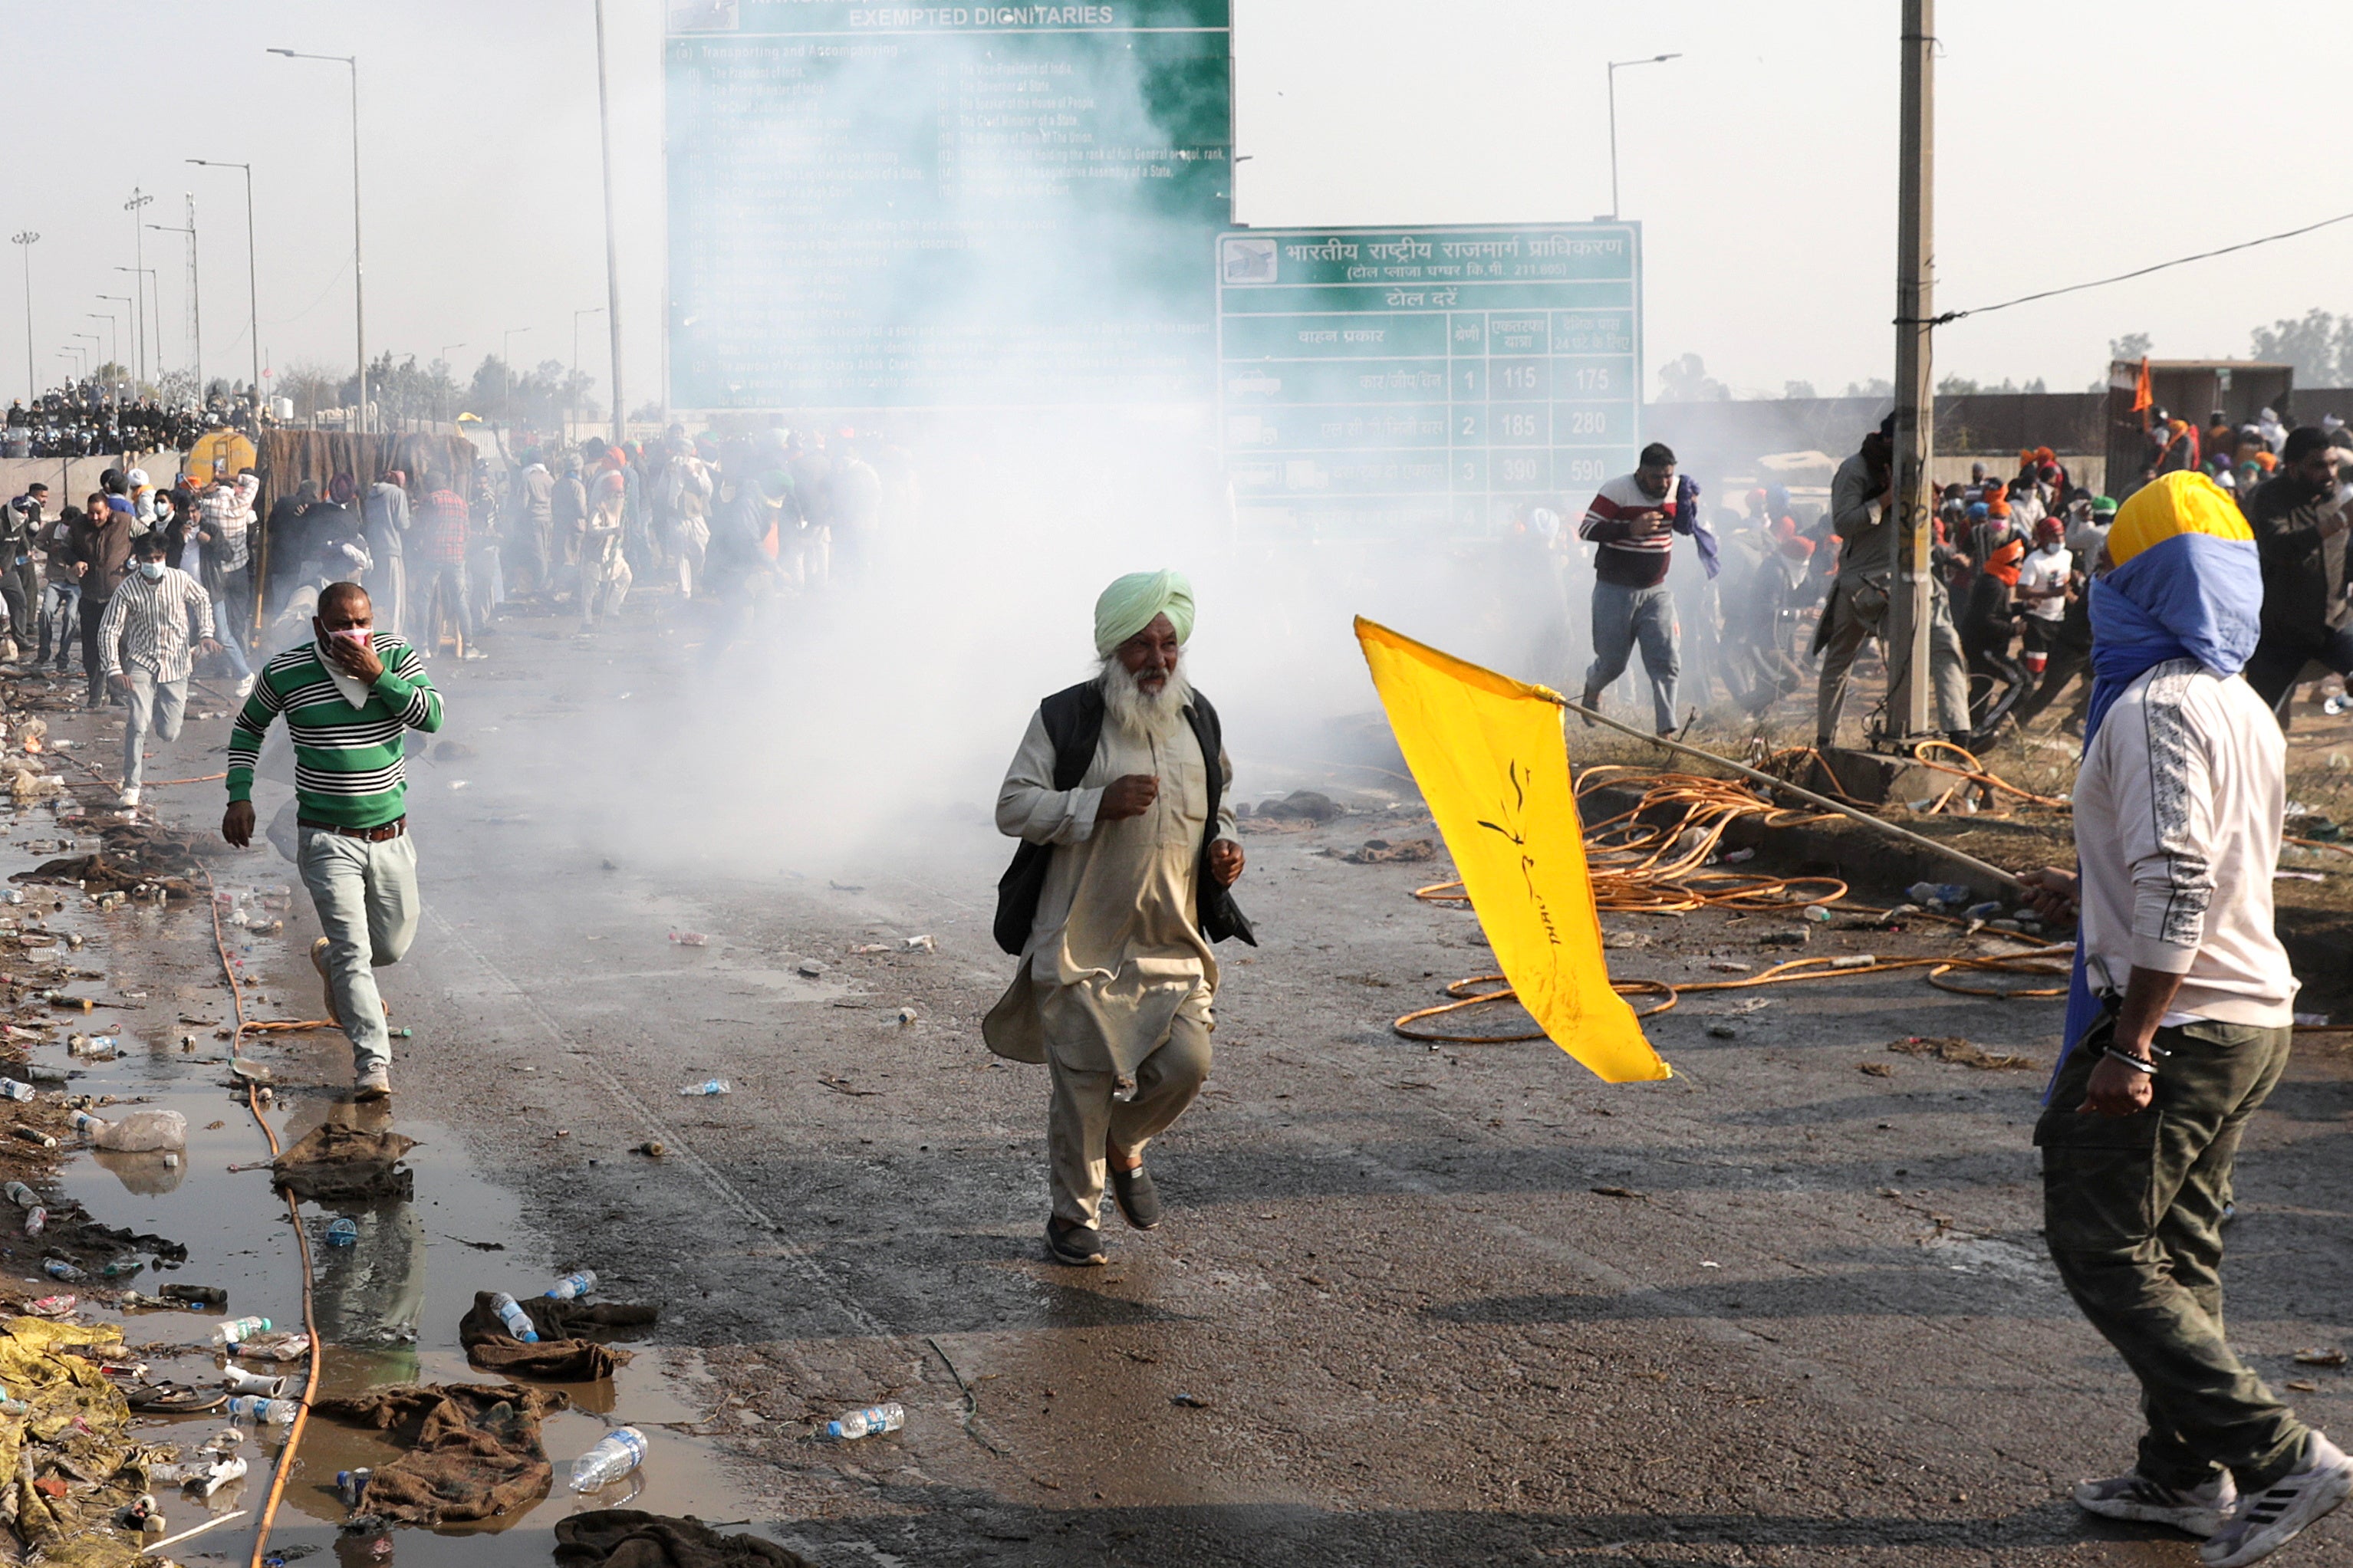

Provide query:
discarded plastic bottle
left=22, top=1208, right=44, bottom=1237
left=324, top=1218, right=358, bottom=1247
left=221, top=1366, right=288, bottom=1398
left=679, top=1080, right=729, bottom=1096
left=212, top=1316, right=272, bottom=1346
left=225, top=1395, right=296, bottom=1426
left=97, top=1257, right=141, bottom=1280
left=567, top=1426, right=648, bottom=1491
left=42, top=1258, right=84, bottom=1281
left=545, top=1270, right=597, bottom=1301
left=71, top=1109, right=186, bottom=1152
left=824, top=1403, right=906, bottom=1441
left=1907, top=882, right=1972, bottom=908
left=490, top=1292, right=540, bottom=1343
left=337, top=1468, right=372, bottom=1508
left=1962, top=900, right=2005, bottom=921
left=0, top=1080, right=33, bottom=1103
left=4, top=1182, right=36, bottom=1208
left=1800, top=905, right=1831, bottom=923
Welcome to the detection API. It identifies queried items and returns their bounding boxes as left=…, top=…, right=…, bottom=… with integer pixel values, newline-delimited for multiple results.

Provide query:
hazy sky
left=9, top=1, right=2347, bottom=412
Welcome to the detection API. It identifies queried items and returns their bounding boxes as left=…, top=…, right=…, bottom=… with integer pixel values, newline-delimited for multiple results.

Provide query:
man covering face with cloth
left=985, top=570, right=1255, bottom=1267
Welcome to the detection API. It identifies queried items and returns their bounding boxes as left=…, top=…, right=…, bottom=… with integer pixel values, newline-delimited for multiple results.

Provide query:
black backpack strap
left=992, top=682, right=1107, bottom=955
left=1184, top=690, right=1256, bottom=947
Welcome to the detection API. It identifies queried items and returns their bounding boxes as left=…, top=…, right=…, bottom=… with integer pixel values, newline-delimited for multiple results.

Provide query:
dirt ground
left=90, top=594, right=2353, bottom=1568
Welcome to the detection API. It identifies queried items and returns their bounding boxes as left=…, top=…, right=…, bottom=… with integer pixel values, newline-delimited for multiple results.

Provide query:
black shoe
left=1109, top=1162, right=1162, bottom=1230
left=1045, top=1218, right=1107, bottom=1267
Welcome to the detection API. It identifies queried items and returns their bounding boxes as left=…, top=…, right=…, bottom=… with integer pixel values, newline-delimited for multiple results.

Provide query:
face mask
left=137, top=561, right=163, bottom=580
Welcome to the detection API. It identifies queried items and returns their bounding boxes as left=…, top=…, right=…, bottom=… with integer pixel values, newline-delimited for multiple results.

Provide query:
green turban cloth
left=1093, top=570, right=1196, bottom=656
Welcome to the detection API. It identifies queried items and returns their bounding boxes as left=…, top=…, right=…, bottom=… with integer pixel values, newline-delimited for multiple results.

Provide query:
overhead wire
left=1917, top=208, right=2353, bottom=326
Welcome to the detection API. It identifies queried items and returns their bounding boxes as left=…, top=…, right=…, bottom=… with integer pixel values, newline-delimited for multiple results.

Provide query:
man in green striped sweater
left=222, top=582, right=443, bottom=1100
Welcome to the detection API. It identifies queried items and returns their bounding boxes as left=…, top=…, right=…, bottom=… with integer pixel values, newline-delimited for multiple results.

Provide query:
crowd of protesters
left=1545, top=403, right=2353, bottom=749
left=0, top=412, right=910, bottom=690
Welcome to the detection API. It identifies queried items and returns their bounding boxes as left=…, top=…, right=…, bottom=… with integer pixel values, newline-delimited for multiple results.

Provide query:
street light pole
left=123, top=189, right=153, bottom=382
left=1884, top=0, right=1938, bottom=741
left=594, top=0, right=626, bottom=445
left=147, top=211, right=202, bottom=396
left=114, top=270, right=158, bottom=387
left=87, top=312, right=120, bottom=376
left=573, top=307, right=604, bottom=441
left=1604, top=53, right=1681, bottom=220
left=186, top=160, right=261, bottom=406
left=267, top=50, right=366, bottom=433
left=95, top=296, right=131, bottom=399
left=8, top=232, right=35, bottom=405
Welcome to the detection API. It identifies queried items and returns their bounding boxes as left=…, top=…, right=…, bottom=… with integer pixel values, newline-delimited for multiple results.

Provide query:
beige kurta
left=982, top=703, right=1238, bottom=1080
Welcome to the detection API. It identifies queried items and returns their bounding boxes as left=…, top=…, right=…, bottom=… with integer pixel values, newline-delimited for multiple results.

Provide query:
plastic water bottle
left=489, top=1292, right=539, bottom=1343
left=42, top=1257, right=82, bottom=1281
left=545, top=1270, right=597, bottom=1300
left=336, top=1468, right=372, bottom=1508
left=679, top=1080, right=729, bottom=1096
left=1907, top=881, right=1972, bottom=908
left=4, top=1182, right=36, bottom=1208
left=225, top=1395, right=296, bottom=1425
left=23, top=1207, right=44, bottom=1237
left=824, top=1402, right=905, bottom=1441
left=212, top=1316, right=271, bottom=1346
left=0, top=1080, right=33, bottom=1103
left=324, top=1218, right=358, bottom=1247
left=567, top=1426, right=648, bottom=1491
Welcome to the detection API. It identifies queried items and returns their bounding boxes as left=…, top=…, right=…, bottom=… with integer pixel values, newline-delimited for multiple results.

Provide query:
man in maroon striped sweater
left=1577, top=442, right=1690, bottom=735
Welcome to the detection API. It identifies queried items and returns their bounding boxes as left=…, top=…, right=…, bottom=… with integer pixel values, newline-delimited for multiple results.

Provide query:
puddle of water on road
left=0, top=831, right=785, bottom=1568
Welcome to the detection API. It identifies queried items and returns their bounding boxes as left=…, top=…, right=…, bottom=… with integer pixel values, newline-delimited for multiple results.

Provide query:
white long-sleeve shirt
left=2072, top=659, right=2297, bottom=1027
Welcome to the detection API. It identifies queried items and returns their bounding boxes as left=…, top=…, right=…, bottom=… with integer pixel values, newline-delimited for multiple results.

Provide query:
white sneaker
left=118, top=787, right=140, bottom=809
left=233, top=674, right=257, bottom=699
left=2075, top=1470, right=2237, bottom=1537
left=2203, top=1433, right=2353, bottom=1566
left=354, top=1066, right=390, bottom=1101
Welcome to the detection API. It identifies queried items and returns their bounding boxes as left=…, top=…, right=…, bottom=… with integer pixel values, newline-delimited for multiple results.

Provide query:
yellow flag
left=1355, top=617, right=1668, bottom=1083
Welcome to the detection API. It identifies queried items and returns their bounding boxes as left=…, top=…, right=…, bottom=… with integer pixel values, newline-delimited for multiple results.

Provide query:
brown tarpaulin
left=555, top=1512, right=819, bottom=1568
left=312, top=1381, right=568, bottom=1526
left=457, top=1291, right=658, bottom=1382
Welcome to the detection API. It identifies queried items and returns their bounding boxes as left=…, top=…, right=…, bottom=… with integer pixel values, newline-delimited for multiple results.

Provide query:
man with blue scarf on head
left=2018, top=472, right=2346, bottom=1565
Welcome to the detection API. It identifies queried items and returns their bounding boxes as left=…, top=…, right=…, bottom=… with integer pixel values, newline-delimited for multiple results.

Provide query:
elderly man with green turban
left=984, top=570, right=1255, bottom=1266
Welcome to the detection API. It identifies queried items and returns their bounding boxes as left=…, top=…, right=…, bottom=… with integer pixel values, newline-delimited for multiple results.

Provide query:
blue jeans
left=1585, top=580, right=1681, bottom=733
left=38, top=581, right=77, bottom=668
left=213, top=577, right=254, bottom=680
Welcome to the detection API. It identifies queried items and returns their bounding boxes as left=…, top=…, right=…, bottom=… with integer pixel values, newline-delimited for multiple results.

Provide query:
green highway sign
left=1216, top=223, right=1641, bottom=537
left=666, top=0, right=1230, bottom=410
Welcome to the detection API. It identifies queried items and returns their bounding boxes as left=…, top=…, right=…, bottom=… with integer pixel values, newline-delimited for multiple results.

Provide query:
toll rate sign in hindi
left=1216, top=224, right=1642, bottom=538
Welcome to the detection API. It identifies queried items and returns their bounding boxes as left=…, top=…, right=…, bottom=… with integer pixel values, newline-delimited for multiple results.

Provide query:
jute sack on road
left=556, top=1510, right=819, bottom=1568
left=270, top=1124, right=416, bottom=1202
left=457, top=1291, right=659, bottom=1381
left=313, top=1380, right=568, bottom=1524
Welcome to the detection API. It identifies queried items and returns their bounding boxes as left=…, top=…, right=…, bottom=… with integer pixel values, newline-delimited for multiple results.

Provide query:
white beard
left=1100, top=656, right=1191, bottom=744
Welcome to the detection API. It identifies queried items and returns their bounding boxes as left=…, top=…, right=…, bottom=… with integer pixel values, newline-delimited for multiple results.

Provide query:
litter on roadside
left=667, top=932, right=709, bottom=947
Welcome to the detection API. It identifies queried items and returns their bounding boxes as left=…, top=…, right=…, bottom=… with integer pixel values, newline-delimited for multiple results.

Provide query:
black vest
left=992, top=680, right=1258, bottom=956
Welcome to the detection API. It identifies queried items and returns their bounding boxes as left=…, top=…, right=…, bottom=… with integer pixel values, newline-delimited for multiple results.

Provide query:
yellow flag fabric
left=1355, top=616, right=1669, bottom=1083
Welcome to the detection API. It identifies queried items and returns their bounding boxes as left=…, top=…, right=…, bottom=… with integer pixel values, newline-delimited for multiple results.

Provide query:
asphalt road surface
left=167, top=593, right=2353, bottom=1568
